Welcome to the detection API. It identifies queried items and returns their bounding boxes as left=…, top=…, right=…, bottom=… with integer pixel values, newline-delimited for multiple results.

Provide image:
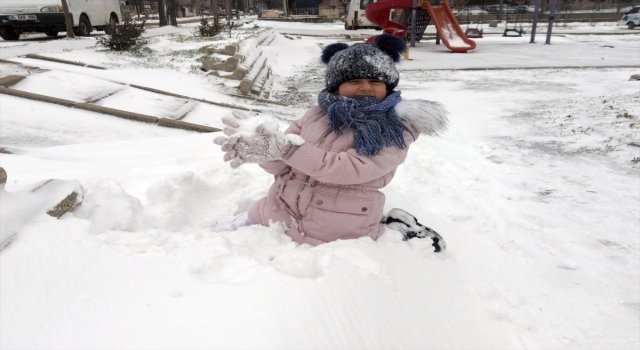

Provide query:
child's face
left=337, top=79, right=387, bottom=100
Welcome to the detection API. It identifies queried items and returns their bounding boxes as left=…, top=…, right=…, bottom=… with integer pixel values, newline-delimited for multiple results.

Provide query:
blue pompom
left=373, top=34, right=406, bottom=62
left=321, top=43, right=349, bottom=64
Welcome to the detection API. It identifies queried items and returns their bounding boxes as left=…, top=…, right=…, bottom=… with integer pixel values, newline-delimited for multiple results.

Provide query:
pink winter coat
left=249, top=100, right=447, bottom=245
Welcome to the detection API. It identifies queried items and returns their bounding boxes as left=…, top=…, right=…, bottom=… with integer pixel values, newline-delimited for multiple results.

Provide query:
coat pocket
left=309, top=191, right=373, bottom=215
left=302, top=190, right=373, bottom=241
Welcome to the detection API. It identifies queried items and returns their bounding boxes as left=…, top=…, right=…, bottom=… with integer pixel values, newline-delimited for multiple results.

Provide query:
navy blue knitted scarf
left=317, top=89, right=410, bottom=156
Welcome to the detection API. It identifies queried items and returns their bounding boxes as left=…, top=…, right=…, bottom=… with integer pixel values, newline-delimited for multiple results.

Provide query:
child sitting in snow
left=214, top=34, right=448, bottom=251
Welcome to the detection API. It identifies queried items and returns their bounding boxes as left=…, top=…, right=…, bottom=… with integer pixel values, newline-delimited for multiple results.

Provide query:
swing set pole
left=410, top=0, right=418, bottom=47
left=529, top=0, right=541, bottom=43
left=545, top=0, right=558, bottom=44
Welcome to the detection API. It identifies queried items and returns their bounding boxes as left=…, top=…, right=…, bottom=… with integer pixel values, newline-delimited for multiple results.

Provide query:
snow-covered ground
left=1, top=20, right=639, bottom=349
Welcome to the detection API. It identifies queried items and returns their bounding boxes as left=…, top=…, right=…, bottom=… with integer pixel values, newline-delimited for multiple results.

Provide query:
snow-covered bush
left=197, top=17, right=221, bottom=37
left=97, top=20, right=147, bottom=52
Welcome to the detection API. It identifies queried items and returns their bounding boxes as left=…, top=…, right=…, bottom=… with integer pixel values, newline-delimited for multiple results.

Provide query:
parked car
left=486, top=4, right=518, bottom=14
left=0, top=0, right=122, bottom=40
left=620, top=5, right=634, bottom=13
left=623, top=5, right=639, bottom=14
left=621, top=6, right=639, bottom=29
left=133, top=13, right=159, bottom=21
left=345, top=0, right=382, bottom=30
left=485, top=4, right=501, bottom=13
left=219, top=9, right=245, bottom=17
left=457, top=7, right=489, bottom=16
left=513, top=5, right=530, bottom=14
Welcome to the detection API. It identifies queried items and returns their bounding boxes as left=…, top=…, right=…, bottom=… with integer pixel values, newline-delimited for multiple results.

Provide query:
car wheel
left=74, top=15, right=92, bottom=36
left=45, top=30, right=59, bottom=37
left=110, top=14, right=119, bottom=27
left=105, top=14, right=118, bottom=34
left=345, top=23, right=351, bottom=30
left=0, top=28, right=20, bottom=40
left=629, top=22, right=636, bottom=29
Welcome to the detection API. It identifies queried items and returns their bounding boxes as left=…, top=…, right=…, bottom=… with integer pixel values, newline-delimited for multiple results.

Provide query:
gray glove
left=214, top=111, right=302, bottom=169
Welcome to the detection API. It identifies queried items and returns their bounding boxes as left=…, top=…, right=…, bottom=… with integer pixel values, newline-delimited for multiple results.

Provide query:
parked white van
left=0, top=0, right=122, bottom=40
left=345, top=0, right=381, bottom=30
left=621, top=6, right=639, bottom=29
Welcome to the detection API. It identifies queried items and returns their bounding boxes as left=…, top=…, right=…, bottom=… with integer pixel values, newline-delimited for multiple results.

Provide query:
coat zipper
left=294, top=128, right=333, bottom=217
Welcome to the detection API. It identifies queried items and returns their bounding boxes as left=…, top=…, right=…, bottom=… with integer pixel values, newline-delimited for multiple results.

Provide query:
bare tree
left=340, top=0, right=349, bottom=15
left=132, top=0, right=141, bottom=18
left=60, top=0, right=75, bottom=38
left=224, top=0, right=233, bottom=20
left=288, top=0, right=295, bottom=15
left=616, top=0, right=634, bottom=12
left=262, top=0, right=275, bottom=10
left=158, top=0, right=178, bottom=26
left=212, top=0, right=220, bottom=20
left=194, top=0, right=207, bottom=14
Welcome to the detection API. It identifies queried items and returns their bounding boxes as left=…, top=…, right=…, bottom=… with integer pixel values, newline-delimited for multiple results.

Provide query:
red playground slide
left=423, top=1, right=476, bottom=53
left=365, top=0, right=476, bottom=53
left=365, top=0, right=411, bottom=38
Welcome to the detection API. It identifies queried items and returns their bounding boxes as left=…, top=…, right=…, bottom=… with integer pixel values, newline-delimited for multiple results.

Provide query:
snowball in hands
left=214, top=111, right=304, bottom=168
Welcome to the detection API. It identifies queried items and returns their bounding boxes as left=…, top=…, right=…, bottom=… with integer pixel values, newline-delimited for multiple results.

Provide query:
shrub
left=97, top=20, right=147, bottom=51
left=197, top=17, right=221, bottom=37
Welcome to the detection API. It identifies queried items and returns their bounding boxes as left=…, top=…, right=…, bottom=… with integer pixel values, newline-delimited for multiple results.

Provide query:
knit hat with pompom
left=320, top=34, right=407, bottom=93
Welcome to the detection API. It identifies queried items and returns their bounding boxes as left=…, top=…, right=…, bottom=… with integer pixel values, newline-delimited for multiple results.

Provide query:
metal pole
left=529, top=0, right=541, bottom=43
left=410, top=0, right=417, bottom=47
left=545, top=0, right=557, bottom=44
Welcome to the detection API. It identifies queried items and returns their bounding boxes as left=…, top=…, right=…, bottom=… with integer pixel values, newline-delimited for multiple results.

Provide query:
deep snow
left=0, top=19, right=639, bottom=350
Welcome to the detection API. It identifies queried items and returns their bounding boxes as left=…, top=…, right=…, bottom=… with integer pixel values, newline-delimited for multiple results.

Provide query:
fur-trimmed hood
left=394, top=99, right=449, bottom=136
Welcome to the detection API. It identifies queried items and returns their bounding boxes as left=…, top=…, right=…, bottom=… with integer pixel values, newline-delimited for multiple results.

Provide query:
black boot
left=381, top=208, right=447, bottom=252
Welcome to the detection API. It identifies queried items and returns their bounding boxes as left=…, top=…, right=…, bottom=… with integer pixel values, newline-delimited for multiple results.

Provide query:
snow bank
left=1, top=22, right=638, bottom=350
